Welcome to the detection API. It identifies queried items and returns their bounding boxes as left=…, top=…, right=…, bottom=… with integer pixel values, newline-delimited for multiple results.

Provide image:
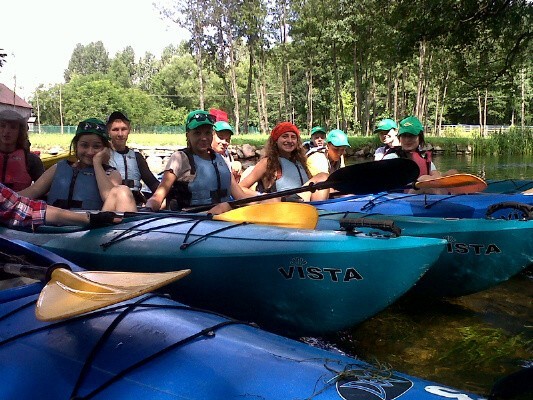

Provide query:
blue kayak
left=316, top=211, right=533, bottom=297
left=0, top=236, right=485, bottom=400
left=0, top=214, right=446, bottom=336
left=312, top=192, right=533, bottom=218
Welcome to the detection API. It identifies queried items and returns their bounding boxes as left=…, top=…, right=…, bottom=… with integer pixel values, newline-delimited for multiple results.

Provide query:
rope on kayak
left=71, top=299, right=254, bottom=400
left=100, top=216, right=199, bottom=249
left=1, top=292, right=256, bottom=398
left=180, top=220, right=248, bottom=250
left=359, top=192, right=424, bottom=211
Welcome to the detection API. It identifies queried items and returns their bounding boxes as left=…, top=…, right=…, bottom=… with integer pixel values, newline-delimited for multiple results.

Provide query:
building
left=0, top=83, right=33, bottom=120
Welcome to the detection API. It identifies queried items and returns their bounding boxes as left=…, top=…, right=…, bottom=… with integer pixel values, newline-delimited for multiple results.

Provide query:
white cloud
left=0, top=0, right=189, bottom=99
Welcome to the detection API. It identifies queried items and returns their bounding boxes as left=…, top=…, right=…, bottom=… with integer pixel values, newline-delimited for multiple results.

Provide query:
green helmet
left=399, top=116, right=423, bottom=136
left=374, top=118, right=398, bottom=133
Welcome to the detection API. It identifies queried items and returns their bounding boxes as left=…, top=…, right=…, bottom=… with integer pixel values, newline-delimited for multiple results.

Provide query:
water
left=321, top=154, right=533, bottom=397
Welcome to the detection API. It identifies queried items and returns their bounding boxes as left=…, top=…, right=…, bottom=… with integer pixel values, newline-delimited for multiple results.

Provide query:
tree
left=64, top=42, right=110, bottom=82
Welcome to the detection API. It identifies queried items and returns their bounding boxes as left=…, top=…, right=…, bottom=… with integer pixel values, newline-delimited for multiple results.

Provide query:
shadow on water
left=311, top=268, right=532, bottom=397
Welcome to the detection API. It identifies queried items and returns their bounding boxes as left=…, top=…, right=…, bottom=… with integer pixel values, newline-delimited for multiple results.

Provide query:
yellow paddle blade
left=213, top=202, right=319, bottom=229
left=415, top=174, right=487, bottom=194
left=36, top=269, right=190, bottom=321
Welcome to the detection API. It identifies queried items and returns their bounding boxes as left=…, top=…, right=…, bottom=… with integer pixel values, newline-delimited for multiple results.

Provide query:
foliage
left=27, top=0, right=532, bottom=143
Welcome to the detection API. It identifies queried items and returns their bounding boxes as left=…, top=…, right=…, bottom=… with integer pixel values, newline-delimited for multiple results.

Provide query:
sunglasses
left=77, top=121, right=107, bottom=133
left=187, top=113, right=216, bottom=126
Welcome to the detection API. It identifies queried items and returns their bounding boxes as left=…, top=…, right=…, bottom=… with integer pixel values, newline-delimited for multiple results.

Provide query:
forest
left=21, top=0, right=533, bottom=135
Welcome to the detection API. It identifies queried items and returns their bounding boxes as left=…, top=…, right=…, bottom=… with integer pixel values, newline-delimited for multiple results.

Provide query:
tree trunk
left=227, top=29, right=240, bottom=134
left=520, top=68, right=525, bottom=128
left=353, top=43, right=361, bottom=133
left=415, top=39, right=427, bottom=118
left=243, top=43, right=254, bottom=135
left=306, top=68, right=313, bottom=133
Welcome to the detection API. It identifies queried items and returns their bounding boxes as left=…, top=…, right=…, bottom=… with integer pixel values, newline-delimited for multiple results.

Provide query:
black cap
left=107, top=111, right=130, bottom=124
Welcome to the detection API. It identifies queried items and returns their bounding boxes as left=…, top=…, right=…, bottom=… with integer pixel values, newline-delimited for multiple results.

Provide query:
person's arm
left=18, top=164, right=57, bottom=199
left=145, top=171, right=176, bottom=211
left=44, top=206, right=90, bottom=226
left=135, top=152, right=160, bottom=193
left=92, top=148, right=119, bottom=200
left=27, top=152, right=45, bottom=181
left=239, top=158, right=267, bottom=189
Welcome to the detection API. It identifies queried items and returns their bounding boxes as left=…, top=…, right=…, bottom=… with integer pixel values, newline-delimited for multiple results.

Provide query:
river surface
left=312, top=154, right=532, bottom=398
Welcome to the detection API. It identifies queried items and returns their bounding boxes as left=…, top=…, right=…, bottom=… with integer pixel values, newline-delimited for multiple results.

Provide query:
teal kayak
left=0, top=214, right=445, bottom=336
left=317, top=211, right=533, bottom=297
left=0, top=236, right=485, bottom=400
left=484, top=178, right=533, bottom=194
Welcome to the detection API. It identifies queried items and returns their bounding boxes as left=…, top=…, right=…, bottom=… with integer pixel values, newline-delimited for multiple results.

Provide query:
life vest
left=0, top=149, right=32, bottom=191
left=109, top=148, right=142, bottom=191
left=305, top=145, right=326, bottom=158
left=47, top=160, right=111, bottom=210
left=270, top=158, right=309, bottom=192
left=409, top=150, right=432, bottom=177
left=169, top=148, right=232, bottom=209
left=387, top=147, right=432, bottom=177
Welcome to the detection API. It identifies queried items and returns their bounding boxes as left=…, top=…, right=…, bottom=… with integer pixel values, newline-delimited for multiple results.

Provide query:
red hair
left=270, top=122, right=300, bottom=142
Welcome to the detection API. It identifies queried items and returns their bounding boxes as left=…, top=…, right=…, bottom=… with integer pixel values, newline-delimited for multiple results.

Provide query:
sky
left=1, top=0, right=189, bottom=100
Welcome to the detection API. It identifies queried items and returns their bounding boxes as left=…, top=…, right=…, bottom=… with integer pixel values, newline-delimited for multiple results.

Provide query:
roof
left=0, top=83, right=32, bottom=109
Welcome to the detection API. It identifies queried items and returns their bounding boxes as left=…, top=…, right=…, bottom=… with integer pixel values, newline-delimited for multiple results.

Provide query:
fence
left=31, top=125, right=261, bottom=134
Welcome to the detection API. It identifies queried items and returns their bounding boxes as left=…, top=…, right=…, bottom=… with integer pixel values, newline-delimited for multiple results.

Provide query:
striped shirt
left=0, top=183, right=46, bottom=228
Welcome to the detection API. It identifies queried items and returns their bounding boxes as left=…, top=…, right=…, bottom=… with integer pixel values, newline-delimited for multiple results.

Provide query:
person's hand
left=208, top=202, right=233, bottom=215
left=89, top=211, right=122, bottom=227
left=144, top=198, right=160, bottom=212
left=93, top=147, right=110, bottom=165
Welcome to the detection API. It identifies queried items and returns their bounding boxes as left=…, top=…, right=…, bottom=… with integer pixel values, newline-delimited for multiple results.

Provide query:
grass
left=29, top=130, right=532, bottom=155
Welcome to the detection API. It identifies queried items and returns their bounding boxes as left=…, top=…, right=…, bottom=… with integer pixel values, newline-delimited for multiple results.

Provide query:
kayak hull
left=0, top=215, right=445, bottom=336
left=0, top=236, right=483, bottom=400
left=317, top=212, right=533, bottom=297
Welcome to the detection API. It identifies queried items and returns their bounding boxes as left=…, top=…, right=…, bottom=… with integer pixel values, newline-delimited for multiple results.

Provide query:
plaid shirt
left=0, top=183, right=46, bottom=228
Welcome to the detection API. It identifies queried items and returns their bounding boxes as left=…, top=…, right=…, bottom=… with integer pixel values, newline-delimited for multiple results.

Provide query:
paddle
left=127, top=202, right=320, bottom=229
left=185, top=158, right=421, bottom=213
left=1, top=262, right=190, bottom=321
left=413, top=173, right=487, bottom=193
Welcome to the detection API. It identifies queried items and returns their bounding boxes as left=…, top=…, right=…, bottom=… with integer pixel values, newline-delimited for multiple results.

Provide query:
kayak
left=0, top=236, right=484, bottom=400
left=0, top=214, right=446, bottom=336
left=484, top=178, right=533, bottom=194
left=316, top=211, right=533, bottom=297
left=312, top=192, right=533, bottom=218
left=40, top=151, right=73, bottom=169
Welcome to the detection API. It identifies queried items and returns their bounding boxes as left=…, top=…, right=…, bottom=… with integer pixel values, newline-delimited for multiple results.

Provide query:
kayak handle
left=485, top=202, right=533, bottom=220
left=339, top=218, right=402, bottom=237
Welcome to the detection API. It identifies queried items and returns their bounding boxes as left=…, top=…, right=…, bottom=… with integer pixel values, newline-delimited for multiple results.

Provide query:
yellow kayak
left=40, top=152, right=73, bottom=169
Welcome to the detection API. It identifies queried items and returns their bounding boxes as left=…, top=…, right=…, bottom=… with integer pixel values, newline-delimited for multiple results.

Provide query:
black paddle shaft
left=186, top=158, right=420, bottom=213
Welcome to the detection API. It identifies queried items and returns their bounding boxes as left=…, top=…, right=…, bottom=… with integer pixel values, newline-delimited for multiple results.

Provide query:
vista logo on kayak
left=336, top=368, right=413, bottom=399
left=444, top=236, right=501, bottom=255
left=278, top=257, right=363, bottom=282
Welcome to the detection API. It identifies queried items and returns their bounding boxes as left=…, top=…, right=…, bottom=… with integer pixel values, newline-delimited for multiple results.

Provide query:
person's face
left=378, top=129, right=397, bottom=145
left=211, top=130, right=232, bottom=155
left=0, top=120, right=20, bottom=148
left=188, top=125, right=214, bottom=155
left=108, top=119, right=130, bottom=150
left=399, top=134, right=419, bottom=152
left=311, top=133, right=326, bottom=147
left=327, top=144, right=347, bottom=162
left=76, top=134, right=106, bottom=165
left=276, top=131, right=299, bottom=156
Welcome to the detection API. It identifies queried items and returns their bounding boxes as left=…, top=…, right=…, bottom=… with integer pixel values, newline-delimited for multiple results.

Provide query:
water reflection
left=323, top=270, right=533, bottom=396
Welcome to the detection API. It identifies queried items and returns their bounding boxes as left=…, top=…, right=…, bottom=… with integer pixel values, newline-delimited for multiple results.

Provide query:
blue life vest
left=274, top=158, right=309, bottom=192
left=169, top=148, right=232, bottom=209
left=109, top=148, right=142, bottom=191
left=47, top=160, right=109, bottom=210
